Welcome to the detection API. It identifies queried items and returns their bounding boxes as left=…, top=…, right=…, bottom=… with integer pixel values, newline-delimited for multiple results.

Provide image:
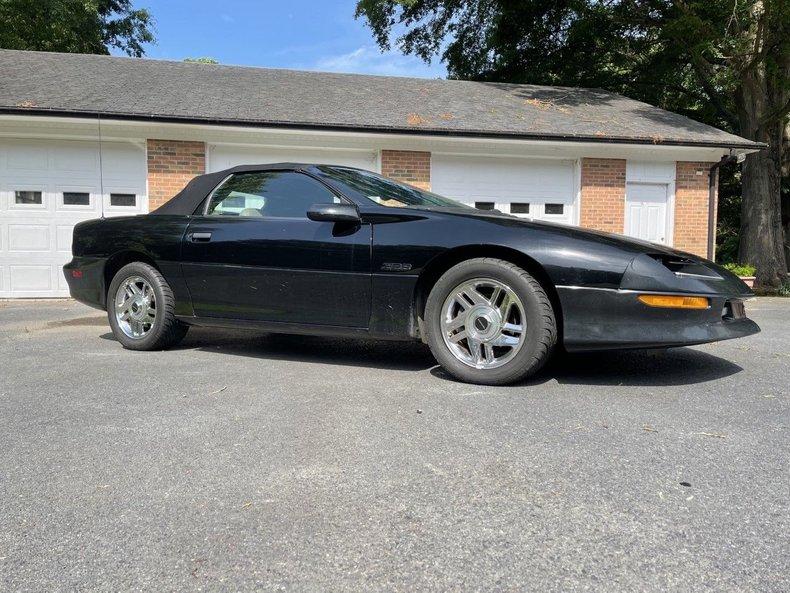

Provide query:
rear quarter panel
left=68, top=215, right=192, bottom=312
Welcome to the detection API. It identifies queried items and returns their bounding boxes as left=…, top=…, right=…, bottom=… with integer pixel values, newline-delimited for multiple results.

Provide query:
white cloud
left=309, top=46, right=445, bottom=79
left=220, top=14, right=234, bottom=23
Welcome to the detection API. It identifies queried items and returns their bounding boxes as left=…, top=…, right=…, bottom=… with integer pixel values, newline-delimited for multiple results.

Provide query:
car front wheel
left=425, top=258, right=557, bottom=385
left=107, top=262, right=188, bottom=351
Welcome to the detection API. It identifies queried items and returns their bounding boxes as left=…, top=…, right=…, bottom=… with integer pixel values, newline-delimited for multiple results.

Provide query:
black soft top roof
left=151, top=163, right=318, bottom=216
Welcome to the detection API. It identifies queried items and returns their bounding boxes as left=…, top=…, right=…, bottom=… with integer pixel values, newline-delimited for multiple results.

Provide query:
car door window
left=206, top=171, right=341, bottom=218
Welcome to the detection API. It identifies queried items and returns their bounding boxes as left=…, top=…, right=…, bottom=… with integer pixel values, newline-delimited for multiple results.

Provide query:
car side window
left=206, top=171, right=341, bottom=218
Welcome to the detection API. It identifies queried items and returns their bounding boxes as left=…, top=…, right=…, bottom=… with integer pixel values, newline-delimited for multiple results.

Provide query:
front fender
left=620, top=253, right=754, bottom=297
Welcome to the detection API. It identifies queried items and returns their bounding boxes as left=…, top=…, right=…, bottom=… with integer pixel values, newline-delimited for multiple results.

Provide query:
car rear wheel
left=107, top=262, right=188, bottom=351
left=425, top=258, right=557, bottom=385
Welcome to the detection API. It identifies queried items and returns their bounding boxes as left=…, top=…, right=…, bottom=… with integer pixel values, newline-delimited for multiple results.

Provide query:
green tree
left=357, top=0, right=790, bottom=286
left=0, top=0, right=154, bottom=57
left=184, top=57, right=219, bottom=64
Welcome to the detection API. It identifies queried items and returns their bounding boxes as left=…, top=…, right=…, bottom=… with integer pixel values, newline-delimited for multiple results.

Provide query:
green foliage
left=0, top=0, right=154, bottom=56
left=184, top=57, right=219, bottom=64
left=778, top=276, right=790, bottom=297
left=357, top=0, right=790, bottom=282
left=715, top=162, right=742, bottom=264
left=356, top=0, right=787, bottom=132
left=723, top=262, right=757, bottom=277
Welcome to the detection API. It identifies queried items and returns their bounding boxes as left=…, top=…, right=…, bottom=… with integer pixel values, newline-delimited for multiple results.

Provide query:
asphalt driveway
left=0, top=298, right=788, bottom=592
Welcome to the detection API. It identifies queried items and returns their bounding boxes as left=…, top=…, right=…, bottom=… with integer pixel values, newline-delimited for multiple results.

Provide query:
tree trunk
left=739, top=136, right=787, bottom=287
left=735, top=58, right=788, bottom=287
left=782, top=121, right=789, bottom=269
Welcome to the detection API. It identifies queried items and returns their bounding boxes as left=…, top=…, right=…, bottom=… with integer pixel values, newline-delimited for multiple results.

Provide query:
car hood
left=432, top=207, right=686, bottom=256
left=425, top=207, right=753, bottom=297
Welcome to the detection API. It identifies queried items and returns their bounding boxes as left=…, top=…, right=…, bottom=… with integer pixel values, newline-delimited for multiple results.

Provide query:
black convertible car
left=65, top=163, right=759, bottom=385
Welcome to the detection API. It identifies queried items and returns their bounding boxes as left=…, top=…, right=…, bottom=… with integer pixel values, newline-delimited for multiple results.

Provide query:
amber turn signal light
left=637, top=294, right=709, bottom=309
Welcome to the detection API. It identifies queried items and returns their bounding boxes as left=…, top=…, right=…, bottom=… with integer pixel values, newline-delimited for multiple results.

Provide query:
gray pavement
left=0, top=298, right=788, bottom=592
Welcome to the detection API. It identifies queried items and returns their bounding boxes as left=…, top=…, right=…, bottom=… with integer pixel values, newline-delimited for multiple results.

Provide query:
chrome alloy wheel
left=114, top=276, right=156, bottom=339
left=440, top=278, right=526, bottom=369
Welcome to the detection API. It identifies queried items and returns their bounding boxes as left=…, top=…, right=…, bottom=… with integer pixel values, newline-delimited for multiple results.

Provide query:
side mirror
left=306, top=203, right=361, bottom=223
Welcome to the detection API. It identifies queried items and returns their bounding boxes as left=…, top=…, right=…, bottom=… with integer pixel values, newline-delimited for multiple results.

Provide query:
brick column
left=674, top=162, right=711, bottom=258
left=147, top=139, right=206, bottom=210
left=380, top=150, right=431, bottom=190
left=579, top=158, right=626, bottom=234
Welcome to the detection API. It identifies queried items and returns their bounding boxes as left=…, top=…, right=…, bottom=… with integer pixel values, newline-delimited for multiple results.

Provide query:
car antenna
left=97, top=113, right=106, bottom=219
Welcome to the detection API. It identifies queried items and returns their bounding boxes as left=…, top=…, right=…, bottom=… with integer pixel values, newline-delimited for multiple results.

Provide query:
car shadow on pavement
left=432, top=347, right=744, bottom=387
left=102, top=329, right=437, bottom=372
left=101, top=329, right=743, bottom=385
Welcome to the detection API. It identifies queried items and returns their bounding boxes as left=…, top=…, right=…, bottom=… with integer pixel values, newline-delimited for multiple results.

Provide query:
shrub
left=723, top=262, right=757, bottom=277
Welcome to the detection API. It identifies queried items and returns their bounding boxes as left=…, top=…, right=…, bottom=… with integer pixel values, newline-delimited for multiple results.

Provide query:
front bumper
left=558, top=286, right=760, bottom=352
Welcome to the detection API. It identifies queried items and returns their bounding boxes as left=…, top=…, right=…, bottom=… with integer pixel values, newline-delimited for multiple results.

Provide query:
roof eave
left=0, top=107, right=767, bottom=152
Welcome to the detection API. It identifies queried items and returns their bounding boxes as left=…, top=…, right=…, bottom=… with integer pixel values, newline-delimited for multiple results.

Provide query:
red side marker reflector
left=71, top=269, right=83, bottom=279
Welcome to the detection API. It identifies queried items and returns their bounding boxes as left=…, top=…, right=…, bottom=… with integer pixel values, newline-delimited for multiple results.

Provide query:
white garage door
left=0, top=139, right=147, bottom=298
left=431, top=155, right=577, bottom=225
left=207, top=145, right=378, bottom=173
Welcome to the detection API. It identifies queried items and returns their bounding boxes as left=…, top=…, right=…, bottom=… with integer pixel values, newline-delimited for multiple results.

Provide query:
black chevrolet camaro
left=65, top=163, right=759, bottom=385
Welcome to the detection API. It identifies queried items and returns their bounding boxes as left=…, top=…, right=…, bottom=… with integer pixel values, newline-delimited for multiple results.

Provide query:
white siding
left=207, top=145, right=378, bottom=173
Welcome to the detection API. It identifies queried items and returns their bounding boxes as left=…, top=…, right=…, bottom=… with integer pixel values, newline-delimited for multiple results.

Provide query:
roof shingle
left=0, top=49, right=760, bottom=149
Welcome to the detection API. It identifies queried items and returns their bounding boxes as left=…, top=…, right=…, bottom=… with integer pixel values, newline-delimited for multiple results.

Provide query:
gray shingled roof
left=0, top=49, right=760, bottom=149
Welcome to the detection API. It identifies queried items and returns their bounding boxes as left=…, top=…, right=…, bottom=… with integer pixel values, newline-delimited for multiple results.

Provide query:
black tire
left=424, top=258, right=557, bottom=385
left=106, top=262, right=189, bottom=351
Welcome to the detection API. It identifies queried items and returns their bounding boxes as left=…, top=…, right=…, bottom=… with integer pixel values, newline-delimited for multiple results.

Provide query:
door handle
left=189, top=232, right=212, bottom=243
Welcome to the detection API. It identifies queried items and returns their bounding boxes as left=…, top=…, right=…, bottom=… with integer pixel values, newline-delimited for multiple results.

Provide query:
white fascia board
left=0, top=113, right=751, bottom=163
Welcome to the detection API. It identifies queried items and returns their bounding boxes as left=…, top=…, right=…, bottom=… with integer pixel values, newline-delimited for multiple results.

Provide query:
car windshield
left=318, top=166, right=472, bottom=210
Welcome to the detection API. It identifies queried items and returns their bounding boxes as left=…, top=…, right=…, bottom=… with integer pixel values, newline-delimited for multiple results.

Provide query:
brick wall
left=380, top=150, right=431, bottom=190
left=674, top=162, right=711, bottom=257
left=579, top=158, right=626, bottom=233
left=147, top=139, right=206, bottom=210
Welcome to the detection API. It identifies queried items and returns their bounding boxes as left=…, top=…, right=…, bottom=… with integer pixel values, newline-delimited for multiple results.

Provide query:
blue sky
left=123, top=0, right=447, bottom=78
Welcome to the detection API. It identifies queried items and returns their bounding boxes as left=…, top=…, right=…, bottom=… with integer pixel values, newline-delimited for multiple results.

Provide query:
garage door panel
left=0, top=138, right=147, bottom=297
left=9, top=265, right=52, bottom=291
left=56, top=226, right=74, bottom=252
left=102, top=143, right=147, bottom=182
left=52, top=145, right=99, bottom=173
left=57, top=270, right=70, bottom=291
left=432, top=155, right=577, bottom=225
left=7, top=144, right=48, bottom=172
left=8, top=225, right=50, bottom=252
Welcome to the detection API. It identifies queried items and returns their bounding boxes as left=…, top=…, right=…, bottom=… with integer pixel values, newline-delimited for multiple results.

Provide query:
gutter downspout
left=708, top=154, right=737, bottom=261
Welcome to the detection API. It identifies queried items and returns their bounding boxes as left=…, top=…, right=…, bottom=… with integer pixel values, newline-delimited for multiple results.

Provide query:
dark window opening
left=316, top=166, right=471, bottom=210
left=510, top=203, right=530, bottom=214
left=110, top=193, right=136, bottom=207
left=475, top=202, right=496, bottom=211
left=15, top=190, right=42, bottom=205
left=206, top=171, right=340, bottom=218
left=63, top=192, right=90, bottom=206
left=545, top=203, right=564, bottom=215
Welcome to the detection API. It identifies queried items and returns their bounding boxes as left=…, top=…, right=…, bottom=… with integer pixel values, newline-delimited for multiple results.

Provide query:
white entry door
left=625, top=182, right=669, bottom=245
